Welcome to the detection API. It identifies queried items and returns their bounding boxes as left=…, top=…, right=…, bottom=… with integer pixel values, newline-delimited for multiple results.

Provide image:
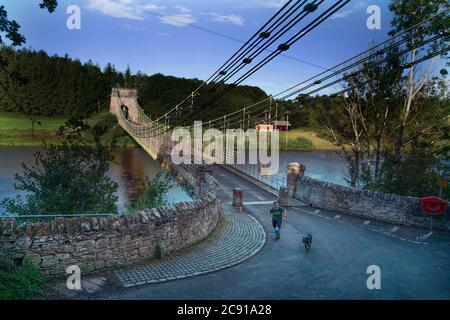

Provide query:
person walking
left=269, top=201, right=286, bottom=240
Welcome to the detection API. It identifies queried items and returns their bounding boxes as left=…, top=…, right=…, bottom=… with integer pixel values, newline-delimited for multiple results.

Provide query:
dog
left=302, top=234, right=312, bottom=252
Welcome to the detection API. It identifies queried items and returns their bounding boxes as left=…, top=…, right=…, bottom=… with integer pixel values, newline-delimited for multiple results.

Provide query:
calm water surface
left=0, top=147, right=192, bottom=215
left=0, top=147, right=349, bottom=215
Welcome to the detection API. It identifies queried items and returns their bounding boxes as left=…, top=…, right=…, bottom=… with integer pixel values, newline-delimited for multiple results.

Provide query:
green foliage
left=0, top=47, right=112, bottom=117
left=280, top=137, right=315, bottom=151
left=136, top=73, right=268, bottom=124
left=0, top=48, right=268, bottom=122
left=128, top=173, right=173, bottom=212
left=0, top=1, right=57, bottom=70
left=389, top=0, right=449, bottom=59
left=1, top=119, right=119, bottom=215
left=297, top=40, right=449, bottom=195
left=377, top=153, right=449, bottom=197
left=0, top=257, right=45, bottom=300
left=39, top=0, right=58, bottom=13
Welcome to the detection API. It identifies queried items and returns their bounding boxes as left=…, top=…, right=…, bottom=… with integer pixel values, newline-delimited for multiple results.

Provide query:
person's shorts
left=272, top=219, right=282, bottom=229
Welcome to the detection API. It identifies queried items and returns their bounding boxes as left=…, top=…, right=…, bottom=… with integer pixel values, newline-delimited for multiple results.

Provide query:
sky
left=2, top=0, right=411, bottom=95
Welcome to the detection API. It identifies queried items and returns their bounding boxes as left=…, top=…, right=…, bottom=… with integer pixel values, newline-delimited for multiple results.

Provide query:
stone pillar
left=109, top=88, right=119, bottom=115
left=233, top=188, right=243, bottom=208
left=287, top=162, right=305, bottom=197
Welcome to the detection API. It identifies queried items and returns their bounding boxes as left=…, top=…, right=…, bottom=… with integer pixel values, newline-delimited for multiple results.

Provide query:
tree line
left=0, top=47, right=268, bottom=121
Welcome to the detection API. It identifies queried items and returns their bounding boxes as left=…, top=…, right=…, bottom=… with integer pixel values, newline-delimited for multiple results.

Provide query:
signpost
left=436, top=178, right=448, bottom=198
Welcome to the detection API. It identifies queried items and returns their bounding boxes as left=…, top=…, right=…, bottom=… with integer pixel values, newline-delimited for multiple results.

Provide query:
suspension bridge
left=97, top=1, right=450, bottom=299
left=108, top=0, right=449, bottom=228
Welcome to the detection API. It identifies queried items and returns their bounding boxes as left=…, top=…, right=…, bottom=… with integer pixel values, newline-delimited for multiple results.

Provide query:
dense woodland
left=0, top=47, right=268, bottom=122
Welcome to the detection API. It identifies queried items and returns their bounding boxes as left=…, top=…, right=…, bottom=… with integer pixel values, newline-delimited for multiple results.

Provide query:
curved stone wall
left=0, top=175, right=219, bottom=276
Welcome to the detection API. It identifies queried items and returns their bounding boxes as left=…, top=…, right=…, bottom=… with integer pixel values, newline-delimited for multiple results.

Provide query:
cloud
left=330, top=1, right=367, bottom=20
left=210, top=13, right=245, bottom=26
left=87, top=0, right=164, bottom=20
left=175, top=5, right=192, bottom=14
left=330, top=9, right=355, bottom=20
left=222, top=0, right=288, bottom=9
left=159, top=6, right=196, bottom=27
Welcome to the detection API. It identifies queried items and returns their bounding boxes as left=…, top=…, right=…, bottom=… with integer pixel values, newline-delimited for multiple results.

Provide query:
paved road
left=97, top=166, right=450, bottom=300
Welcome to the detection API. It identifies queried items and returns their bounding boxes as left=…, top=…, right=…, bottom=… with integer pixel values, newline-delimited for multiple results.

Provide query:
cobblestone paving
left=114, top=208, right=266, bottom=288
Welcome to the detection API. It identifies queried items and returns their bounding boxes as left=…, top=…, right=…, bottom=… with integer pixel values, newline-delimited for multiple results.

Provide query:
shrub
left=0, top=258, right=45, bottom=300
left=1, top=118, right=119, bottom=215
left=128, top=173, right=173, bottom=212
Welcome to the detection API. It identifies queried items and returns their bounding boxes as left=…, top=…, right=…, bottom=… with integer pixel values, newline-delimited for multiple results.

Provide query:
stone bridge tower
left=110, top=88, right=140, bottom=122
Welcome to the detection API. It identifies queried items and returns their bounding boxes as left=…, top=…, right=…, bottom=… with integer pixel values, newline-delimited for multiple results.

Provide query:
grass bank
left=0, top=112, right=136, bottom=147
left=0, top=113, right=66, bottom=146
left=279, top=128, right=339, bottom=151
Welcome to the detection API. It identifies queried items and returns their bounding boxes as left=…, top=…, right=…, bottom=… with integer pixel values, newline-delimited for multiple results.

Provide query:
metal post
left=269, top=95, right=273, bottom=124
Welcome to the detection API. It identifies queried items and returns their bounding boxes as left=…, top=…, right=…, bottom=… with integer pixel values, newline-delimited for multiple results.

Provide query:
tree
left=0, top=2, right=58, bottom=137
left=0, top=1, right=58, bottom=58
left=388, top=0, right=449, bottom=157
left=1, top=118, right=119, bottom=215
left=124, top=65, right=132, bottom=88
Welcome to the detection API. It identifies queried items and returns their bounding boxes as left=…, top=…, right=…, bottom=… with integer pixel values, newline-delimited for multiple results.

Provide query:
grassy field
left=0, top=113, right=67, bottom=146
left=279, top=128, right=339, bottom=151
left=0, top=112, right=136, bottom=147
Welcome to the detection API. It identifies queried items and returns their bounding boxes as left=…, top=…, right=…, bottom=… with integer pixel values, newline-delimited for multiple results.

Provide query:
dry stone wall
left=0, top=175, right=219, bottom=276
left=294, top=176, right=449, bottom=230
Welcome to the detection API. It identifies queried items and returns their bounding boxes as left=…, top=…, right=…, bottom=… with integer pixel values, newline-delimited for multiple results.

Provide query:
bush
left=128, top=173, right=173, bottom=213
left=1, top=118, right=119, bottom=215
left=0, top=258, right=45, bottom=300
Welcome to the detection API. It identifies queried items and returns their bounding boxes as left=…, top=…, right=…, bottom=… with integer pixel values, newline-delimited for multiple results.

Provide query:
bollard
left=233, top=188, right=243, bottom=207
left=278, top=187, right=289, bottom=207
left=156, top=243, right=166, bottom=260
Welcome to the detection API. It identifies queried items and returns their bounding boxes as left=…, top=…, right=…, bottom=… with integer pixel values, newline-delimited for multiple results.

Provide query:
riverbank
left=0, top=113, right=66, bottom=146
left=0, top=112, right=136, bottom=147
left=0, top=113, right=338, bottom=151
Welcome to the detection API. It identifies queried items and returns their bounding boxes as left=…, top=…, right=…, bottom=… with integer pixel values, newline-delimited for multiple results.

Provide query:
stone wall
left=0, top=175, right=219, bottom=276
left=293, top=175, right=449, bottom=230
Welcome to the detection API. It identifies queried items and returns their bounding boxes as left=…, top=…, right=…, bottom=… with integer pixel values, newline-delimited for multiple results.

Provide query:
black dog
left=302, top=234, right=312, bottom=252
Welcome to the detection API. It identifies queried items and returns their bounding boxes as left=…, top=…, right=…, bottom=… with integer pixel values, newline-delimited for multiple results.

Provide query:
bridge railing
left=113, top=91, right=287, bottom=195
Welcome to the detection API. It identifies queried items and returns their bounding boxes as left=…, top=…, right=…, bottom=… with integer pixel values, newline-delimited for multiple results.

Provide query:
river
left=0, top=147, right=192, bottom=215
left=0, top=147, right=348, bottom=215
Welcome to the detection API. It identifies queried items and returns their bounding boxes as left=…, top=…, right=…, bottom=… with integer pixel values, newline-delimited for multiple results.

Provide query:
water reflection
left=110, top=148, right=193, bottom=213
left=0, top=147, right=192, bottom=215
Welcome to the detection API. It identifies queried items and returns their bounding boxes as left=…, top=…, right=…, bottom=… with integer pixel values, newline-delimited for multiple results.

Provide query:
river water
left=0, top=147, right=192, bottom=215
left=0, top=147, right=348, bottom=215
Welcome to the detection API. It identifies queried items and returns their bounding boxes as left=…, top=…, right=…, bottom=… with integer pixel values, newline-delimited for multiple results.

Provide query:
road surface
left=94, top=165, right=450, bottom=300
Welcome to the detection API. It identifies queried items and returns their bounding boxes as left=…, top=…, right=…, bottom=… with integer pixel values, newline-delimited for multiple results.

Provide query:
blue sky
left=3, top=0, right=403, bottom=95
